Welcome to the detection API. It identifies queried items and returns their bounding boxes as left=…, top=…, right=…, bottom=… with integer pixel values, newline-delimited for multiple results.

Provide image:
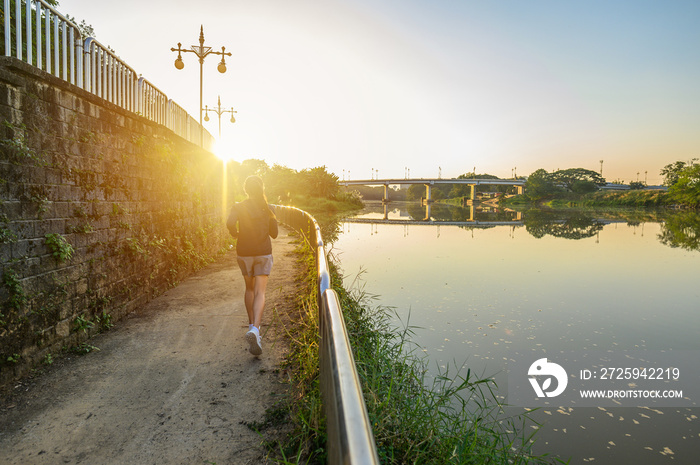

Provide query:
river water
left=333, top=201, right=700, bottom=464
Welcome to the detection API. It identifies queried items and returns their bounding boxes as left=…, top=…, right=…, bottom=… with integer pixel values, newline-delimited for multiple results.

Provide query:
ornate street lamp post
left=203, top=95, right=237, bottom=138
left=171, top=26, right=231, bottom=146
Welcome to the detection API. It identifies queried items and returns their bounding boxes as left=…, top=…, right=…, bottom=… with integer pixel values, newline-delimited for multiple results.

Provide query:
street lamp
left=171, top=25, right=232, bottom=146
left=203, top=95, right=237, bottom=138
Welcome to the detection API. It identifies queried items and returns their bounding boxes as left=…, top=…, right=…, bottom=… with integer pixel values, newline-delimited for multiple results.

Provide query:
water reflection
left=331, top=202, right=700, bottom=464
left=522, top=209, right=605, bottom=239
left=340, top=201, right=700, bottom=250
left=659, top=211, right=700, bottom=252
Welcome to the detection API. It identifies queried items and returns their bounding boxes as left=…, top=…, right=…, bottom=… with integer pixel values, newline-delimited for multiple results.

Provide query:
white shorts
left=237, top=255, right=273, bottom=277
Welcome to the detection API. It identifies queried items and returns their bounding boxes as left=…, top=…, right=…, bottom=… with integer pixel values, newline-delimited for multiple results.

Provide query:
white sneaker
left=246, top=330, right=263, bottom=355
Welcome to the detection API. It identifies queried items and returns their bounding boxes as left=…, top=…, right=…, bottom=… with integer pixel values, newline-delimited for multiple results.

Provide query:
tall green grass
left=271, top=237, right=326, bottom=464
left=273, top=238, right=559, bottom=464
left=333, top=270, right=555, bottom=464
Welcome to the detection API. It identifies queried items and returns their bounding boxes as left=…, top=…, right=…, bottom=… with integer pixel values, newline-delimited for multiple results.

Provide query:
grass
left=501, top=190, right=671, bottom=209
left=285, top=193, right=363, bottom=218
left=546, top=190, right=669, bottom=208
left=273, top=237, right=558, bottom=464
left=271, top=237, right=326, bottom=464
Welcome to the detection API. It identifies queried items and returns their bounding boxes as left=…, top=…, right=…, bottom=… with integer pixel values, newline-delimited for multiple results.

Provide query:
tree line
left=523, top=162, right=699, bottom=208
left=227, top=159, right=362, bottom=211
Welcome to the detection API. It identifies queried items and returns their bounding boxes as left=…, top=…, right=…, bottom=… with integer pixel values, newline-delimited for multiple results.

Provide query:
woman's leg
left=243, top=275, right=256, bottom=326
left=243, top=275, right=269, bottom=329
left=251, top=275, right=269, bottom=329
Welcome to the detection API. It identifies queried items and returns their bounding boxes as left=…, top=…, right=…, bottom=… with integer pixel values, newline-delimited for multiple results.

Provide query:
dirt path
left=0, top=227, right=300, bottom=465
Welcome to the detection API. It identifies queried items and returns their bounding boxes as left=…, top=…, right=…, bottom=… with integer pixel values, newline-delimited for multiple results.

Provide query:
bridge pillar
left=516, top=185, right=524, bottom=195
left=470, top=184, right=476, bottom=200
left=424, top=183, right=433, bottom=204
left=383, top=183, right=390, bottom=203
left=424, top=203, right=432, bottom=221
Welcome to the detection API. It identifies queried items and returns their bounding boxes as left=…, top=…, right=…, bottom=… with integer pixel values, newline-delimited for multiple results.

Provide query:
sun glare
left=213, top=138, right=235, bottom=164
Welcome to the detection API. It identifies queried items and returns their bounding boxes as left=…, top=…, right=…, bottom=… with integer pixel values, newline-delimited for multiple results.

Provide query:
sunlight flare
left=213, top=138, right=236, bottom=164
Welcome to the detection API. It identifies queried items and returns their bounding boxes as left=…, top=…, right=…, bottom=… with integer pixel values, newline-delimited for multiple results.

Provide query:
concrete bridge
left=347, top=201, right=524, bottom=224
left=341, top=178, right=525, bottom=203
left=345, top=217, right=524, bottom=227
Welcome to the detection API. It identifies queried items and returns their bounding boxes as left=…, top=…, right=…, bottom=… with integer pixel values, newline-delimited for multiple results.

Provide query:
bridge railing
left=272, top=205, right=379, bottom=465
left=2, top=0, right=213, bottom=150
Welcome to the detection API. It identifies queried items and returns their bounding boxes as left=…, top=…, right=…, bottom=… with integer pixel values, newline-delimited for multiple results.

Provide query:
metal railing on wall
left=2, top=0, right=213, bottom=150
left=272, top=205, right=379, bottom=465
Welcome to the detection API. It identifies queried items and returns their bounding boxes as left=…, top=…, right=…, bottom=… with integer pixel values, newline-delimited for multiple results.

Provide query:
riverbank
left=502, top=189, right=673, bottom=208
left=274, top=233, right=554, bottom=464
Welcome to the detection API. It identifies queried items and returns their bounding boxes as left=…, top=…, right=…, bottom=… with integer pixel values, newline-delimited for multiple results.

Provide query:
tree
left=240, top=158, right=269, bottom=177
left=628, top=181, right=646, bottom=190
left=550, top=168, right=606, bottom=191
left=299, top=166, right=339, bottom=199
left=524, top=169, right=560, bottom=200
left=262, top=164, right=297, bottom=203
left=661, top=159, right=698, bottom=187
left=448, top=173, right=501, bottom=198
left=406, top=184, right=425, bottom=200
left=571, top=180, right=598, bottom=194
left=667, top=163, right=700, bottom=208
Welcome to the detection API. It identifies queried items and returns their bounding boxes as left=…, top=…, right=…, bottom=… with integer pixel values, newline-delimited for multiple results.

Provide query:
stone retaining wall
left=0, top=57, right=230, bottom=387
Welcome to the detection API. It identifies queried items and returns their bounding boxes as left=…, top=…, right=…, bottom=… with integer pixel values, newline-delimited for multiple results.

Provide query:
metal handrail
left=2, top=0, right=213, bottom=150
left=272, top=205, right=379, bottom=465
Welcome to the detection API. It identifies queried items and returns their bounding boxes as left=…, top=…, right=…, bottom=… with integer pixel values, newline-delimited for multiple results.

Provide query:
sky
left=56, top=0, right=700, bottom=184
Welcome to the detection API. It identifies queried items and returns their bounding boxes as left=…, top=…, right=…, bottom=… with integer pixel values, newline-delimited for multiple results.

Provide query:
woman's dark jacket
left=227, top=199, right=278, bottom=256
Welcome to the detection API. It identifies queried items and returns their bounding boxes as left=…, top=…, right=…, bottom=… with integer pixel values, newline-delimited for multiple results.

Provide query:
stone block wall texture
left=0, top=57, right=230, bottom=387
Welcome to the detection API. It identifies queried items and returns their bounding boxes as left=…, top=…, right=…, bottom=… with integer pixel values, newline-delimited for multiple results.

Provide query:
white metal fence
left=2, top=0, right=213, bottom=150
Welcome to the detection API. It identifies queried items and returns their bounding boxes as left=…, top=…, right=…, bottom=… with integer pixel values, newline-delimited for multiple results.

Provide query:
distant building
left=598, top=183, right=668, bottom=191
left=599, top=183, right=630, bottom=191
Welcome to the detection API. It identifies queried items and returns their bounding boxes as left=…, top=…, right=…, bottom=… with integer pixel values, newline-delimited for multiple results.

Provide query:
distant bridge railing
left=2, top=0, right=212, bottom=150
left=272, top=205, right=379, bottom=465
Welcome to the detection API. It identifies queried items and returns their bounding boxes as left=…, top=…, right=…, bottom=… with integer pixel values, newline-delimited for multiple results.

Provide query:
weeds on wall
left=0, top=121, right=46, bottom=166
left=45, top=233, right=74, bottom=262
left=0, top=217, right=17, bottom=244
